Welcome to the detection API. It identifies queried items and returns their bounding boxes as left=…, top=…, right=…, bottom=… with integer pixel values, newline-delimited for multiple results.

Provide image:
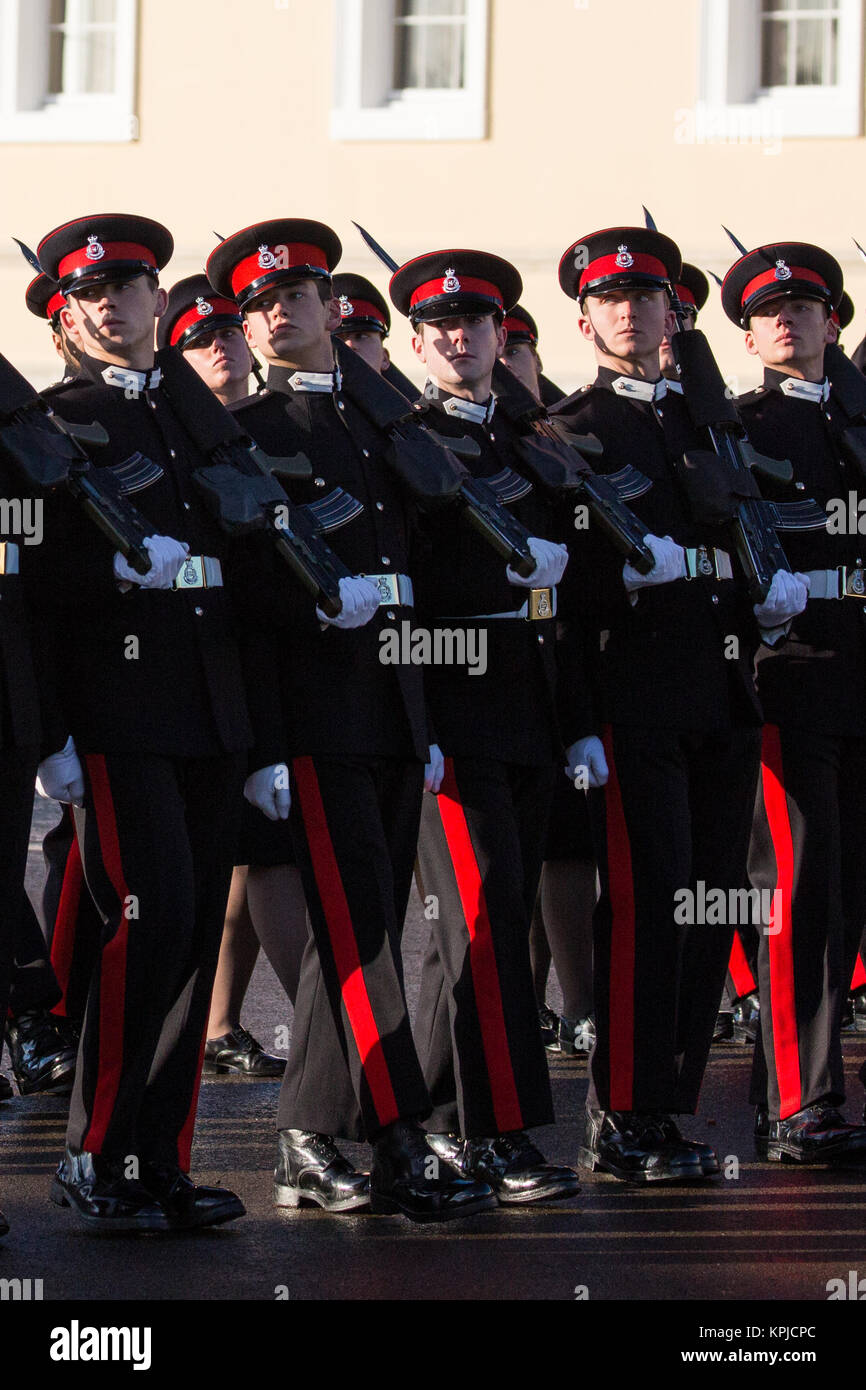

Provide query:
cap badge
left=774, top=259, right=792, bottom=281
left=195, top=296, right=213, bottom=317
left=257, top=244, right=277, bottom=270
left=85, top=235, right=105, bottom=262
left=442, top=268, right=461, bottom=294
left=339, top=295, right=353, bottom=317
left=615, top=244, right=634, bottom=269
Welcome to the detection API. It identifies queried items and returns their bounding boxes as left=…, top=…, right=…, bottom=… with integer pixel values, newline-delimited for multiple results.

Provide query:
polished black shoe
left=538, top=1005, right=561, bottom=1053
left=274, top=1130, right=370, bottom=1212
left=425, top=1132, right=466, bottom=1171
left=463, top=1131, right=580, bottom=1204
left=712, top=1010, right=734, bottom=1044
left=140, top=1161, right=244, bottom=1229
left=559, top=1013, right=595, bottom=1056
left=756, top=1101, right=866, bottom=1164
left=203, top=1024, right=286, bottom=1078
left=50, top=1150, right=170, bottom=1233
left=0, top=1074, right=12, bottom=1102
left=654, top=1114, right=720, bottom=1176
left=732, top=991, right=760, bottom=1044
left=6, top=1008, right=77, bottom=1096
left=579, top=1108, right=705, bottom=1183
left=370, top=1119, right=497, bottom=1222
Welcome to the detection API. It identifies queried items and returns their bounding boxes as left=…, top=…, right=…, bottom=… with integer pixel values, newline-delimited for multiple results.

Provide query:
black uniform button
left=170, top=449, right=177, bottom=458
left=711, top=595, right=719, bottom=605
left=381, top=556, right=390, bottom=566
left=537, top=634, right=544, bottom=644
left=195, top=606, right=204, bottom=616
left=376, top=502, right=384, bottom=511
left=362, top=448, right=370, bottom=458
left=183, top=501, right=191, bottom=511
left=337, top=400, right=345, bottom=411
left=315, top=477, right=326, bottom=488
left=386, top=611, right=395, bottom=621
left=795, top=481, right=805, bottom=491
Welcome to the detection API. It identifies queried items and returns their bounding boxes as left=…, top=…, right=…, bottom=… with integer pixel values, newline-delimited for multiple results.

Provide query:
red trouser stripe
left=602, top=728, right=636, bottom=1111
left=82, top=756, right=132, bottom=1154
left=293, top=757, right=399, bottom=1130
left=49, top=831, right=84, bottom=1017
left=436, top=761, right=523, bottom=1133
left=851, top=954, right=866, bottom=992
left=728, top=930, right=756, bottom=1000
left=760, top=726, right=802, bottom=1119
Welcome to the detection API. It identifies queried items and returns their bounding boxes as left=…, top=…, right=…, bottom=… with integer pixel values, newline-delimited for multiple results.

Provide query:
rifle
left=156, top=346, right=362, bottom=617
left=0, top=352, right=153, bottom=574
left=824, top=340, right=866, bottom=483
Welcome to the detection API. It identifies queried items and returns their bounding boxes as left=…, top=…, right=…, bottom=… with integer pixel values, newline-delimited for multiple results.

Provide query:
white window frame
left=698, top=0, right=863, bottom=139
left=0, top=0, right=138, bottom=144
left=331, top=0, right=489, bottom=141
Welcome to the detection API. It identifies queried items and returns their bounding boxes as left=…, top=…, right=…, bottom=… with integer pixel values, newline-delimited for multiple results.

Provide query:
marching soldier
left=552, top=225, right=806, bottom=1181
left=331, top=271, right=419, bottom=398
left=722, top=240, right=866, bottom=1160
left=32, top=212, right=288, bottom=1232
left=207, top=219, right=500, bottom=1221
left=389, top=249, right=579, bottom=1203
left=498, top=303, right=565, bottom=407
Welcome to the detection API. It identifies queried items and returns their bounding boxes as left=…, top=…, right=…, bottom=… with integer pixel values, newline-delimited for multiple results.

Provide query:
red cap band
left=579, top=252, right=668, bottom=293
left=410, top=275, right=503, bottom=310
left=172, top=296, right=241, bottom=346
left=46, top=289, right=67, bottom=319
left=504, top=315, right=536, bottom=342
left=338, top=297, right=386, bottom=328
left=831, top=308, right=841, bottom=327
left=675, top=284, right=697, bottom=309
left=231, top=243, right=329, bottom=298
left=741, top=265, right=828, bottom=308
left=58, top=240, right=158, bottom=280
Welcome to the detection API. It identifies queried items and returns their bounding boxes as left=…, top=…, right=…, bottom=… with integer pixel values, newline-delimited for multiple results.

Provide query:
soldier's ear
left=743, top=328, right=760, bottom=357
left=324, top=296, right=342, bottom=333
left=411, top=330, right=427, bottom=365
left=382, top=346, right=392, bottom=369
left=243, top=319, right=258, bottom=350
left=823, top=314, right=836, bottom=346
left=59, top=304, right=78, bottom=335
left=495, top=320, right=508, bottom=355
left=154, top=287, right=168, bottom=318
left=577, top=310, right=595, bottom=343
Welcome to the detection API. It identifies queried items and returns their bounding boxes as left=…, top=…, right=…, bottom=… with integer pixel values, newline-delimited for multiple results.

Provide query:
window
left=697, top=0, right=862, bottom=140
left=331, top=0, right=488, bottom=141
left=0, top=0, right=138, bottom=143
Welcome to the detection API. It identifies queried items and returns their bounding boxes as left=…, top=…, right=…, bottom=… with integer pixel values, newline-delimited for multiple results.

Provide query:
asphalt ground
left=3, top=799, right=866, bottom=1355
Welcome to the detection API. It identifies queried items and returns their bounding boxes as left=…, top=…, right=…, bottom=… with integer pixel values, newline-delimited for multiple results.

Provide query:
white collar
left=778, top=376, right=830, bottom=404
left=610, top=375, right=672, bottom=402
left=285, top=366, right=342, bottom=393
left=436, top=391, right=496, bottom=424
left=102, top=364, right=162, bottom=393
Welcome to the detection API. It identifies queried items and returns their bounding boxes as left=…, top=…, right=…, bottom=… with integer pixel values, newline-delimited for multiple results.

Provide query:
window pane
left=86, top=0, right=117, bottom=20
left=83, top=30, right=116, bottom=93
left=398, top=0, right=466, bottom=15
left=48, top=0, right=67, bottom=96
left=796, top=16, right=836, bottom=82
left=394, top=23, right=465, bottom=89
left=761, top=20, right=788, bottom=84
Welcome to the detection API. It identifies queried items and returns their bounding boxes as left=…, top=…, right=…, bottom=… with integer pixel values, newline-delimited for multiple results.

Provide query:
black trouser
left=9, top=893, right=62, bottom=1016
left=66, top=751, right=245, bottom=1168
left=414, top=757, right=556, bottom=1137
left=748, top=725, right=866, bottom=1119
left=0, top=746, right=40, bottom=1025
left=588, top=724, right=761, bottom=1115
left=277, top=755, right=430, bottom=1142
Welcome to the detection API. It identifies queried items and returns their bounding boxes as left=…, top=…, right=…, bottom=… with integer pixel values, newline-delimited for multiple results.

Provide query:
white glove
left=753, top=569, right=810, bottom=628
left=424, top=743, right=445, bottom=794
left=114, top=535, right=190, bottom=590
left=564, top=736, right=609, bottom=790
left=36, top=736, right=85, bottom=806
left=316, top=576, right=381, bottom=629
left=623, top=534, right=685, bottom=593
left=244, top=763, right=291, bottom=821
left=507, top=537, right=569, bottom=589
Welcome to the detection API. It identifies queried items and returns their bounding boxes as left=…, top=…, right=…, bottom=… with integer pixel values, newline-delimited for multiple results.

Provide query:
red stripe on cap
left=47, top=290, right=67, bottom=319
left=339, top=297, right=386, bottom=327
left=504, top=315, right=536, bottom=342
left=436, top=761, right=524, bottom=1133
left=172, top=297, right=241, bottom=345
left=292, top=756, right=400, bottom=1129
left=579, top=252, right=667, bottom=293
left=58, top=241, right=158, bottom=280
left=760, top=725, right=802, bottom=1120
left=601, top=726, right=636, bottom=1111
left=410, top=274, right=502, bottom=309
left=231, top=243, right=329, bottom=298
left=741, top=265, right=827, bottom=309
left=81, top=755, right=131, bottom=1156
left=676, top=284, right=697, bottom=309
left=728, top=930, right=756, bottom=1000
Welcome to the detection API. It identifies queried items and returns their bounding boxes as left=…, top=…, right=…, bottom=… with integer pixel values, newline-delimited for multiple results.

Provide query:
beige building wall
left=2, top=0, right=865, bottom=389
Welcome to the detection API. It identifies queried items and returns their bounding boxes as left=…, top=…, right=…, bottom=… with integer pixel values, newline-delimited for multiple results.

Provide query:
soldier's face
left=184, top=326, right=251, bottom=393
left=579, top=288, right=673, bottom=362
left=243, top=280, right=340, bottom=364
left=744, top=296, right=833, bottom=368
left=499, top=341, right=541, bottom=399
left=337, top=329, right=389, bottom=373
left=61, top=274, right=166, bottom=360
left=412, top=314, right=507, bottom=393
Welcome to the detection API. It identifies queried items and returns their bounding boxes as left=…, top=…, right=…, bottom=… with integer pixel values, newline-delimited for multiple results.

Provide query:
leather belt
left=0, top=543, right=20, bottom=576
left=172, top=555, right=223, bottom=590
left=803, top=566, right=866, bottom=600
left=682, top=546, right=733, bottom=581
left=361, top=572, right=414, bottom=607
left=461, top=586, right=557, bottom=622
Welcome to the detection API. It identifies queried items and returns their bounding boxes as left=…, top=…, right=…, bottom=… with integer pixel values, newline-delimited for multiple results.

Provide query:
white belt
left=172, top=555, right=223, bottom=590
left=803, top=566, right=866, bottom=600
left=0, top=542, right=20, bottom=576
left=461, top=586, right=558, bottom=622
left=360, top=572, right=414, bottom=607
left=682, top=546, right=733, bottom=581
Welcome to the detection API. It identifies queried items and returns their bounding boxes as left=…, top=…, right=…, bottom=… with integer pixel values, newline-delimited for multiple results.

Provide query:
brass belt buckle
left=527, top=587, right=553, bottom=621
left=696, top=544, right=716, bottom=579
left=364, top=573, right=399, bottom=606
left=173, top=555, right=204, bottom=589
left=841, top=565, right=866, bottom=598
